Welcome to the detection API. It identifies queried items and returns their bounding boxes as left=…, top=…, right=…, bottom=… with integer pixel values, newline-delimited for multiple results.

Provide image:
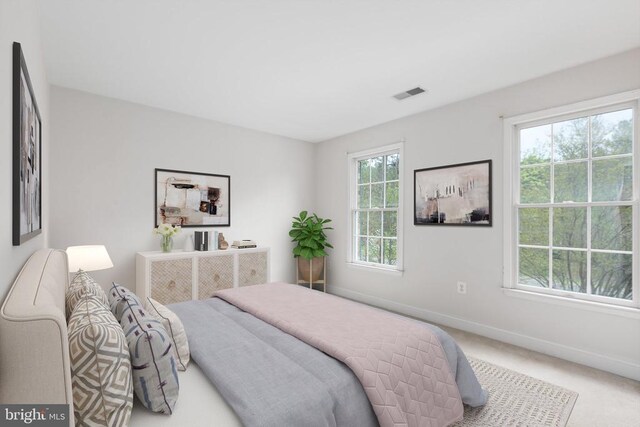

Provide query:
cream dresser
left=136, top=247, right=270, bottom=305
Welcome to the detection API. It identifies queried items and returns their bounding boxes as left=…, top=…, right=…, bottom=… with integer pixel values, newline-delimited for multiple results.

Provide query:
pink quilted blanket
left=215, top=283, right=463, bottom=427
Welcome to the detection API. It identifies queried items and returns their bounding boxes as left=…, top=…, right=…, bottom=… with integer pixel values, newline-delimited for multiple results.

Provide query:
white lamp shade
left=66, top=245, right=114, bottom=273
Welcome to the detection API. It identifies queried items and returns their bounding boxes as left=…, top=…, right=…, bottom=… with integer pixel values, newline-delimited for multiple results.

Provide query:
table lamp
left=66, top=245, right=114, bottom=282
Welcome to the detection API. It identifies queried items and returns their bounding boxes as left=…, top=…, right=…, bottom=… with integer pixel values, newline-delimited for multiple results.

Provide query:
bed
left=1, top=249, right=486, bottom=426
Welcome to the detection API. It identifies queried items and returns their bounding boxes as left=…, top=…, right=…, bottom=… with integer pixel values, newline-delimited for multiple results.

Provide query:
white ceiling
left=37, top=0, right=640, bottom=142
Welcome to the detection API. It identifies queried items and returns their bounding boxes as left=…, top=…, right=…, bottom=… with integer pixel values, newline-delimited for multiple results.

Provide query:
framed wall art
left=13, top=42, right=42, bottom=245
left=414, top=159, right=492, bottom=226
left=155, top=168, right=231, bottom=227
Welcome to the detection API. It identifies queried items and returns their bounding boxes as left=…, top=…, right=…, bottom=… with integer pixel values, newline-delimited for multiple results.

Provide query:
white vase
left=184, top=235, right=195, bottom=251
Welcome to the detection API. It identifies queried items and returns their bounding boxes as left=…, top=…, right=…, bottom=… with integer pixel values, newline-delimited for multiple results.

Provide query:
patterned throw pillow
left=65, top=271, right=109, bottom=318
left=145, top=297, right=190, bottom=371
left=68, top=295, right=133, bottom=426
left=119, top=296, right=179, bottom=414
left=108, top=283, right=144, bottom=321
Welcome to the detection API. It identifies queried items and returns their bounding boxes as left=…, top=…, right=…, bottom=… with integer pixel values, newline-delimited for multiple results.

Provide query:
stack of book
left=231, top=240, right=257, bottom=249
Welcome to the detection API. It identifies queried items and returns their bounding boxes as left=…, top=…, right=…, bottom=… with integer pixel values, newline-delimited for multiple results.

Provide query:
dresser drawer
left=198, top=254, right=234, bottom=298
left=149, top=258, right=193, bottom=305
left=238, top=251, right=268, bottom=287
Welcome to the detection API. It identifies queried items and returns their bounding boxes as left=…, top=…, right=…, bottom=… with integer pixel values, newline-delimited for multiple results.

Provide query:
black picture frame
left=414, top=159, right=492, bottom=227
left=13, top=42, right=42, bottom=246
left=155, top=168, right=231, bottom=227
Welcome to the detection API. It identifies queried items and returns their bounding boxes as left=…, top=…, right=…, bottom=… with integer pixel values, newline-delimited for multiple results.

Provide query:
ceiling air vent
left=393, top=87, right=426, bottom=101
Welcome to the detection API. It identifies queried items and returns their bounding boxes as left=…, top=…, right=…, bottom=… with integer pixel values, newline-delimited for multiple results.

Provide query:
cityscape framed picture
left=414, top=159, right=492, bottom=226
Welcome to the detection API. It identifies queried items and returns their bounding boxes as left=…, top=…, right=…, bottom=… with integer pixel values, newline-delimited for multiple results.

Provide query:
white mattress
left=129, top=362, right=241, bottom=427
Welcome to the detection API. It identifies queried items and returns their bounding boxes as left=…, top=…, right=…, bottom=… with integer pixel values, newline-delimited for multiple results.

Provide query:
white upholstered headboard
left=0, top=249, right=73, bottom=417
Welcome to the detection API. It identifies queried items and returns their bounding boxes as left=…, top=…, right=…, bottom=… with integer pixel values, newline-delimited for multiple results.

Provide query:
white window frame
left=347, top=142, right=404, bottom=273
left=503, top=90, right=640, bottom=313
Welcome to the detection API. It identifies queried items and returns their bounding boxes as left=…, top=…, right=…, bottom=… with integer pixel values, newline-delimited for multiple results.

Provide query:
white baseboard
left=329, top=285, right=640, bottom=382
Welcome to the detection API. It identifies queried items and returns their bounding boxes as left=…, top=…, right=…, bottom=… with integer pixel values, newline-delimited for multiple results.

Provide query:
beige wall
left=315, top=48, right=640, bottom=379
left=49, top=87, right=315, bottom=289
left=0, top=0, right=49, bottom=298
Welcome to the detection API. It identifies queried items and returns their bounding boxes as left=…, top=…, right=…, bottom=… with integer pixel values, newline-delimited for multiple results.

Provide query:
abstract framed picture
left=414, top=159, right=492, bottom=226
left=155, top=168, right=231, bottom=227
left=13, top=42, right=42, bottom=245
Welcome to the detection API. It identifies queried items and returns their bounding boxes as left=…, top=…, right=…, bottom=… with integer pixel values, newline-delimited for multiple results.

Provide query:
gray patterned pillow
left=120, top=297, right=179, bottom=414
left=108, top=283, right=143, bottom=321
left=68, top=295, right=133, bottom=426
left=65, top=271, right=109, bottom=318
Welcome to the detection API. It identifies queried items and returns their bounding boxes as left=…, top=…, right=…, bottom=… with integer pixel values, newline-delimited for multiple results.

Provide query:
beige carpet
left=454, top=358, right=578, bottom=427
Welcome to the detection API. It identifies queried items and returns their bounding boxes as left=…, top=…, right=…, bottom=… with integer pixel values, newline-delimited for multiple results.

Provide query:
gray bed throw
left=170, top=298, right=378, bottom=427
left=169, top=297, right=487, bottom=427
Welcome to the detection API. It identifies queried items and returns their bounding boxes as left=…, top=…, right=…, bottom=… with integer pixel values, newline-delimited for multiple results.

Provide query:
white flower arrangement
left=154, top=223, right=182, bottom=237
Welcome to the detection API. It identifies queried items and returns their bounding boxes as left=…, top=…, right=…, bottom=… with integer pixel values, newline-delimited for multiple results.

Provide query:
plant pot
left=297, top=256, right=324, bottom=283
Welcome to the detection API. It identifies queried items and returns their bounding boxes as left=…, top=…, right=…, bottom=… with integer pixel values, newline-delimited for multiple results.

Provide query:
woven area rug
left=453, top=358, right=578, bottom=427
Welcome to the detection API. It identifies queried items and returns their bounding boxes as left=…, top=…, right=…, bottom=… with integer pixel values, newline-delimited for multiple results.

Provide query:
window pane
left=369, top=211, right=382, bottom=236
left=386, top=154, right=399, bottom=180
left=553, top=117, right=588, bottom=161
left=520, top=165, right=550, bottom=203
left=383, top=239, right=397, bottom=265
left=592, top=109, right=633, bottom=157
left=358, top=159, right=370, bottom=184
left=552, top=207, right=587, bottom=248
left=385, top=182, right=399, bottom=208
left=552, top=250, right=587, bottom=293
left=591, top=252, right=632, bottom=300
left=352, top=148, right=401, bottom=269
left=383, top=211, right=397, bottom=237
left=519, top=208, right=548, bottom=246
left=592, top=157, right=633, bottom=202
left=371, top=183, right=384, bottom=208
left=519, top=247, right=549, bottom=287
left=514, top=107, right=635, bottom=305
left=368, top=238, right=381, bottom=263
left=520, top=125, right=551, bottom=165
left=357, top=184, right=370, bottom=208
left=357, top=211, right=368, bottom=236
left=357, top=237, right=367, bottom=262
left=554, top=161, right=587, bottom=203
left=591, top=206, right=632, bottom=251
left=370, top=156, right=384, bottom=182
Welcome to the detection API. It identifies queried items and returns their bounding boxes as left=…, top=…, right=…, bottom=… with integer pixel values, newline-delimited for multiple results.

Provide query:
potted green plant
left=289, top=211, right=333, bottom=283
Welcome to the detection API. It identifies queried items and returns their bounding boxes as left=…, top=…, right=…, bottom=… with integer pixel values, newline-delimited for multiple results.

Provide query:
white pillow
left=145, top=297, right=190, bottom=371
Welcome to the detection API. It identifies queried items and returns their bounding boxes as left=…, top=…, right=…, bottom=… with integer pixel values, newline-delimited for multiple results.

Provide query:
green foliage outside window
left=356, top=153, right=399, bottom=266
left=518, top=109, right=634, bottom=301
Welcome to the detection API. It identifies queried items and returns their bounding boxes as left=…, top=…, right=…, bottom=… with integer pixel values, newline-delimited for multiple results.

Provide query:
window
left=348, top=143, right=403, bottom=271
left=504, top=91, right=639, bottom=309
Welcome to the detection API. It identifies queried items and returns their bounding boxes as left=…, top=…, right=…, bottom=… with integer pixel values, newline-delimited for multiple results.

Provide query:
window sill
left=503, top=288, right=640, bottom=319
left=346, top=262, right=403, bottom=276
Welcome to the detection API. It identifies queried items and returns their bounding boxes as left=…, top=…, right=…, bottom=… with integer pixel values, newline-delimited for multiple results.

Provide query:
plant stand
left=296, top=257, right=326, bottom=292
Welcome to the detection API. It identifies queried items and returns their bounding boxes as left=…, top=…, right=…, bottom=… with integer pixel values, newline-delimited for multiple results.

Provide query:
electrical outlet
left=457, top=281, right=467, bottom=294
